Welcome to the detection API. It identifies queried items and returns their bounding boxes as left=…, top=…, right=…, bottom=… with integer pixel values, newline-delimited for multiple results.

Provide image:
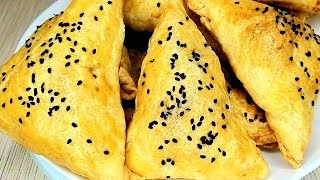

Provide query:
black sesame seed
left=67, top=139, right=72, bottom=144
left=94, top=16, right=98, bottom=21
left=222, top=125, right=227, bottom=129
left=107, top=1, right=112, bottom=4
left=47, top=68, right=52, bottom=74
left=289, top=57, right=293, bottom=61
left=104, top=150, right=109, bottom=155
left=65, top=55, right=71, bottom=59
left=211, top=121, right=216, bottom=126
left=187, top=136, right=192, bottom=141
left=172, top=138, right=178, bottom=143
left=305, top=51, right=312, bottom=57
left=77, top=80, right=83, bottom=86
left=158, top=40, right=162, bottom=45
left=197, top=144, right=203, bottom=149
left=200, top=155, right=206, bottom=159
left=87, top=139, right=92, bottom=144
left=158, top=145, right=163, bottom=150
left=295, top=77, right=300, bottom=81
left=65, top=62, right=71, bottom=67
left=39, top=58, right=44, bottom=64
left=72, top=122, right=78, bottom=127
left=157, top=2, right=160, bottom=7
left=26, top=112, right=30, bottom=117
left=54, top=92, right=59, bottom=96
left=19, top=118, right=23, bottom=124
left=31, top=73, right=36, bottom=83
left=161, top=160, right=166, bottom=165
left=82, top=47, right=86, bottom=52
left=92, top=49, right=96, bottom=54
left=100, top=5, right=103, bottom=10
left=222, top=151, right=227, bottom=156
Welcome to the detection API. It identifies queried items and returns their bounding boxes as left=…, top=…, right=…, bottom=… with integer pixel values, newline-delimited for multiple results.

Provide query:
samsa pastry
left=254, top=0, right=320, bottom=14
left=0, top=0, right=126, bottom=179
left=188, top=0, right=320, bottom=168
left=126, top=1, right=268, bottom=179
left=124, top=0, right=277, bottom=148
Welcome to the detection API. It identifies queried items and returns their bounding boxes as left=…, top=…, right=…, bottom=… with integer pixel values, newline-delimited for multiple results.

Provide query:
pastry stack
left=0, top=0, right=319, bottom=179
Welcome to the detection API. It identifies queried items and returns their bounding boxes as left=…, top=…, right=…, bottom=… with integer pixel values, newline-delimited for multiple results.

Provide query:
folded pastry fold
left=0, top=0, right=126, bottom=179
left=254, top=0, right=320, bottom=14
left=221, top=62, right=277, bottom=148
left=188, top=0, right=320, bottom=168
left=126, top=1, right=268, bottom=179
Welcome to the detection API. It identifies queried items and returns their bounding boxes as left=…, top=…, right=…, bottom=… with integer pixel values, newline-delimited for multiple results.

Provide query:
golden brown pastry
left=254, top=0, right=320, bottom=14
left=126, top=1, right=269, bottom=179
left=120, top=47, right=137, bottom=100
left=221, top=62, right=277, bottom=148
left=188, top=0, right=320, bottom=168
left=123, top=0, right=168, bottom=31
left=124, top=19, right=277, bottom=148
left=0, top=0, right=126, bottom=179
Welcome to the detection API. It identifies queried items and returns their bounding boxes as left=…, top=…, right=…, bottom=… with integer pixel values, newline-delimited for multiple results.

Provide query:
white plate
left=14, top=0, right=320, bottom=179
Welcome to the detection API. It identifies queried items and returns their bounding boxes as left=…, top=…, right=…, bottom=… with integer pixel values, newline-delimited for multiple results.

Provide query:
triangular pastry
left=188, top=0, right=320, bottom=167
left=124, top=0, right=277, bottom=148
left=126, top=1, right=268, bottom=179
left=0, top=0, right=126, bottom=179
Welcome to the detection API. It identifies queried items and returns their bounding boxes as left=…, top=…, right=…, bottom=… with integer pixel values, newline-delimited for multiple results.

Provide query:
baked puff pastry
left=124, top=0, right=277, bottom=148
left=126, top=1, right=269, bottom=179
left=254, top=0, right=320, bottom=14
left=0, top=0, right=126, bottom=179
left=188, top=0, right=320, bottom=168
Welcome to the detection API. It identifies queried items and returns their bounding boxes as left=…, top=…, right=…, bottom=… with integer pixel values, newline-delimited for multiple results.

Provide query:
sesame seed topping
left=104, top=150, right=109, bottom=155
